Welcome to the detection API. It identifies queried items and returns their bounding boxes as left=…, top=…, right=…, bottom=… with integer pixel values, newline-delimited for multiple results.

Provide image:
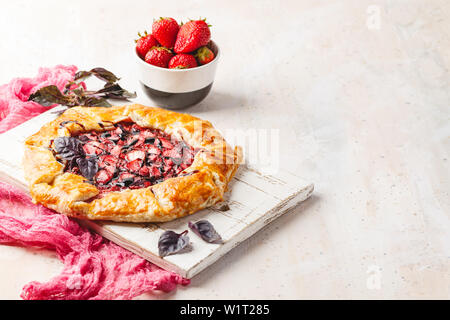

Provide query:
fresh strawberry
left=152, top=17, right=180, bottom=48
left=126, top=159, right=143, bottom=173
left=162, top=148, right=182, bottom=158
left=195, top=46, right=215, bottom=65
left=158, top=137, right=174, bottom=149
left=144, top=47, right=174, bottom=68
left=98, top=155, right=118, bottom=168
left=117, top=172, right=136, bottom=186
left=162, top=164, right=173, bottom=175
left=95, top=169, right=114, bottom=184
left=110, top=145, right=122, bottom=157
left=139, top=165, right=150, bottom=177
left=83, top=141, right=105, bottom=156
left=125, top=150, right=146, bottom=162
left=174, top=19, right=211, bottom=53
left=147, top=145, right=162, bottom=156
left=118, top=172, right=136, bottom=181
left=168, top=54, right=198, bottom=69
left=135, top=32, right=158, bottom=59
left=148, top=153, right=160, bottom=162
left=140, top=130, right=155, bottom=140
left=149, top=166, right=162, bottom=179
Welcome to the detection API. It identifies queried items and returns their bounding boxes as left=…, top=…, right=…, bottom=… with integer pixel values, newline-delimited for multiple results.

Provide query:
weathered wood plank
left=0, top=107, right=314, bottom=278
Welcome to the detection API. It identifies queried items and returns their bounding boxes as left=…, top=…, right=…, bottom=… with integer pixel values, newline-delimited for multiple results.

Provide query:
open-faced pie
left=23, top=104, right=242, bottom=222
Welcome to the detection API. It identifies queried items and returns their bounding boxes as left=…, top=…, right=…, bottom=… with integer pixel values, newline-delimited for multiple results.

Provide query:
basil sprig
left=28, top=67, right=136, bottom=109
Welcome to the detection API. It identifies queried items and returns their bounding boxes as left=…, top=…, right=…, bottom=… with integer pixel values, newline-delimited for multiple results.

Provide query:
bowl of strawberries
left=135, top=17, right=219, bottom=109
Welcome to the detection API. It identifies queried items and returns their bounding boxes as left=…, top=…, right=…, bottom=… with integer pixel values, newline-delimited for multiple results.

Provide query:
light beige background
left=0, top=0, right=448, bottom=299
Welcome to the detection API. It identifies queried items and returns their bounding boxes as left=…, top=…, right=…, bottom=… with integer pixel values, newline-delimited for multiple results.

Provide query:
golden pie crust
left=23, top=104, right=242, bottom=222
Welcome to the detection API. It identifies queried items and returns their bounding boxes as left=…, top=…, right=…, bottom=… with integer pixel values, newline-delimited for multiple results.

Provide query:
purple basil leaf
left=96, top=83, right=137, bottom=100
left=90, top=67, right=120, bottom=83
left=28, top=85, right=71, bottom=107
left=66, top=157, right=78, bottom=171
left=53, top=137, right=85, bottom=161
left=188, top=220, right=223, bottom=244
left=76, top=157, right=98, bottom=180
left=215, top=203, right=230, bottom=212
left=73, top=71, right=92, bottom=82
left=30, top=68, right=135, bottom=109
left=82, top=96, right=112, bottom=107
left=158, top=230, right=190, bottom=257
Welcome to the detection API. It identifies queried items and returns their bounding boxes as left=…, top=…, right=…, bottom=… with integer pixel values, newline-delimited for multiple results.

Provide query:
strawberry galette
left=23, top=104, right=242, bottom=222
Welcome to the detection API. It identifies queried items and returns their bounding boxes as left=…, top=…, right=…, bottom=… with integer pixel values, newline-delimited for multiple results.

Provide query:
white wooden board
left=0, top=106, right=313, bottom=278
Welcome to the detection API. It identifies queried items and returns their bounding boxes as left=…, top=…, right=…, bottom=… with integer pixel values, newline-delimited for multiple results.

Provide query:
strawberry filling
left=65, top=122, right=196, bottom=193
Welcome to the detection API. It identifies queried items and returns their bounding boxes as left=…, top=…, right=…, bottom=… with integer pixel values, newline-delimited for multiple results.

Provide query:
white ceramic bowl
left=135, top=41, right=220, bottom=109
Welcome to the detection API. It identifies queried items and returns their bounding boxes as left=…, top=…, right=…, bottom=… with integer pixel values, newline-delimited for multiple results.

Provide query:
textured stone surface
left=0, top=0, right=448, bottom=299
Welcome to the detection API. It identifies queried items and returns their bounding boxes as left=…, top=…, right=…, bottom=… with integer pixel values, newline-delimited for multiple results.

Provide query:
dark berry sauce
left=66, top=122, right=196, bottom=193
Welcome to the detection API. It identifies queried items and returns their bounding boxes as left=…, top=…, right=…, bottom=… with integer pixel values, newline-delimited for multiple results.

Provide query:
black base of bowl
left=140, top=82, right=213, bottom=110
